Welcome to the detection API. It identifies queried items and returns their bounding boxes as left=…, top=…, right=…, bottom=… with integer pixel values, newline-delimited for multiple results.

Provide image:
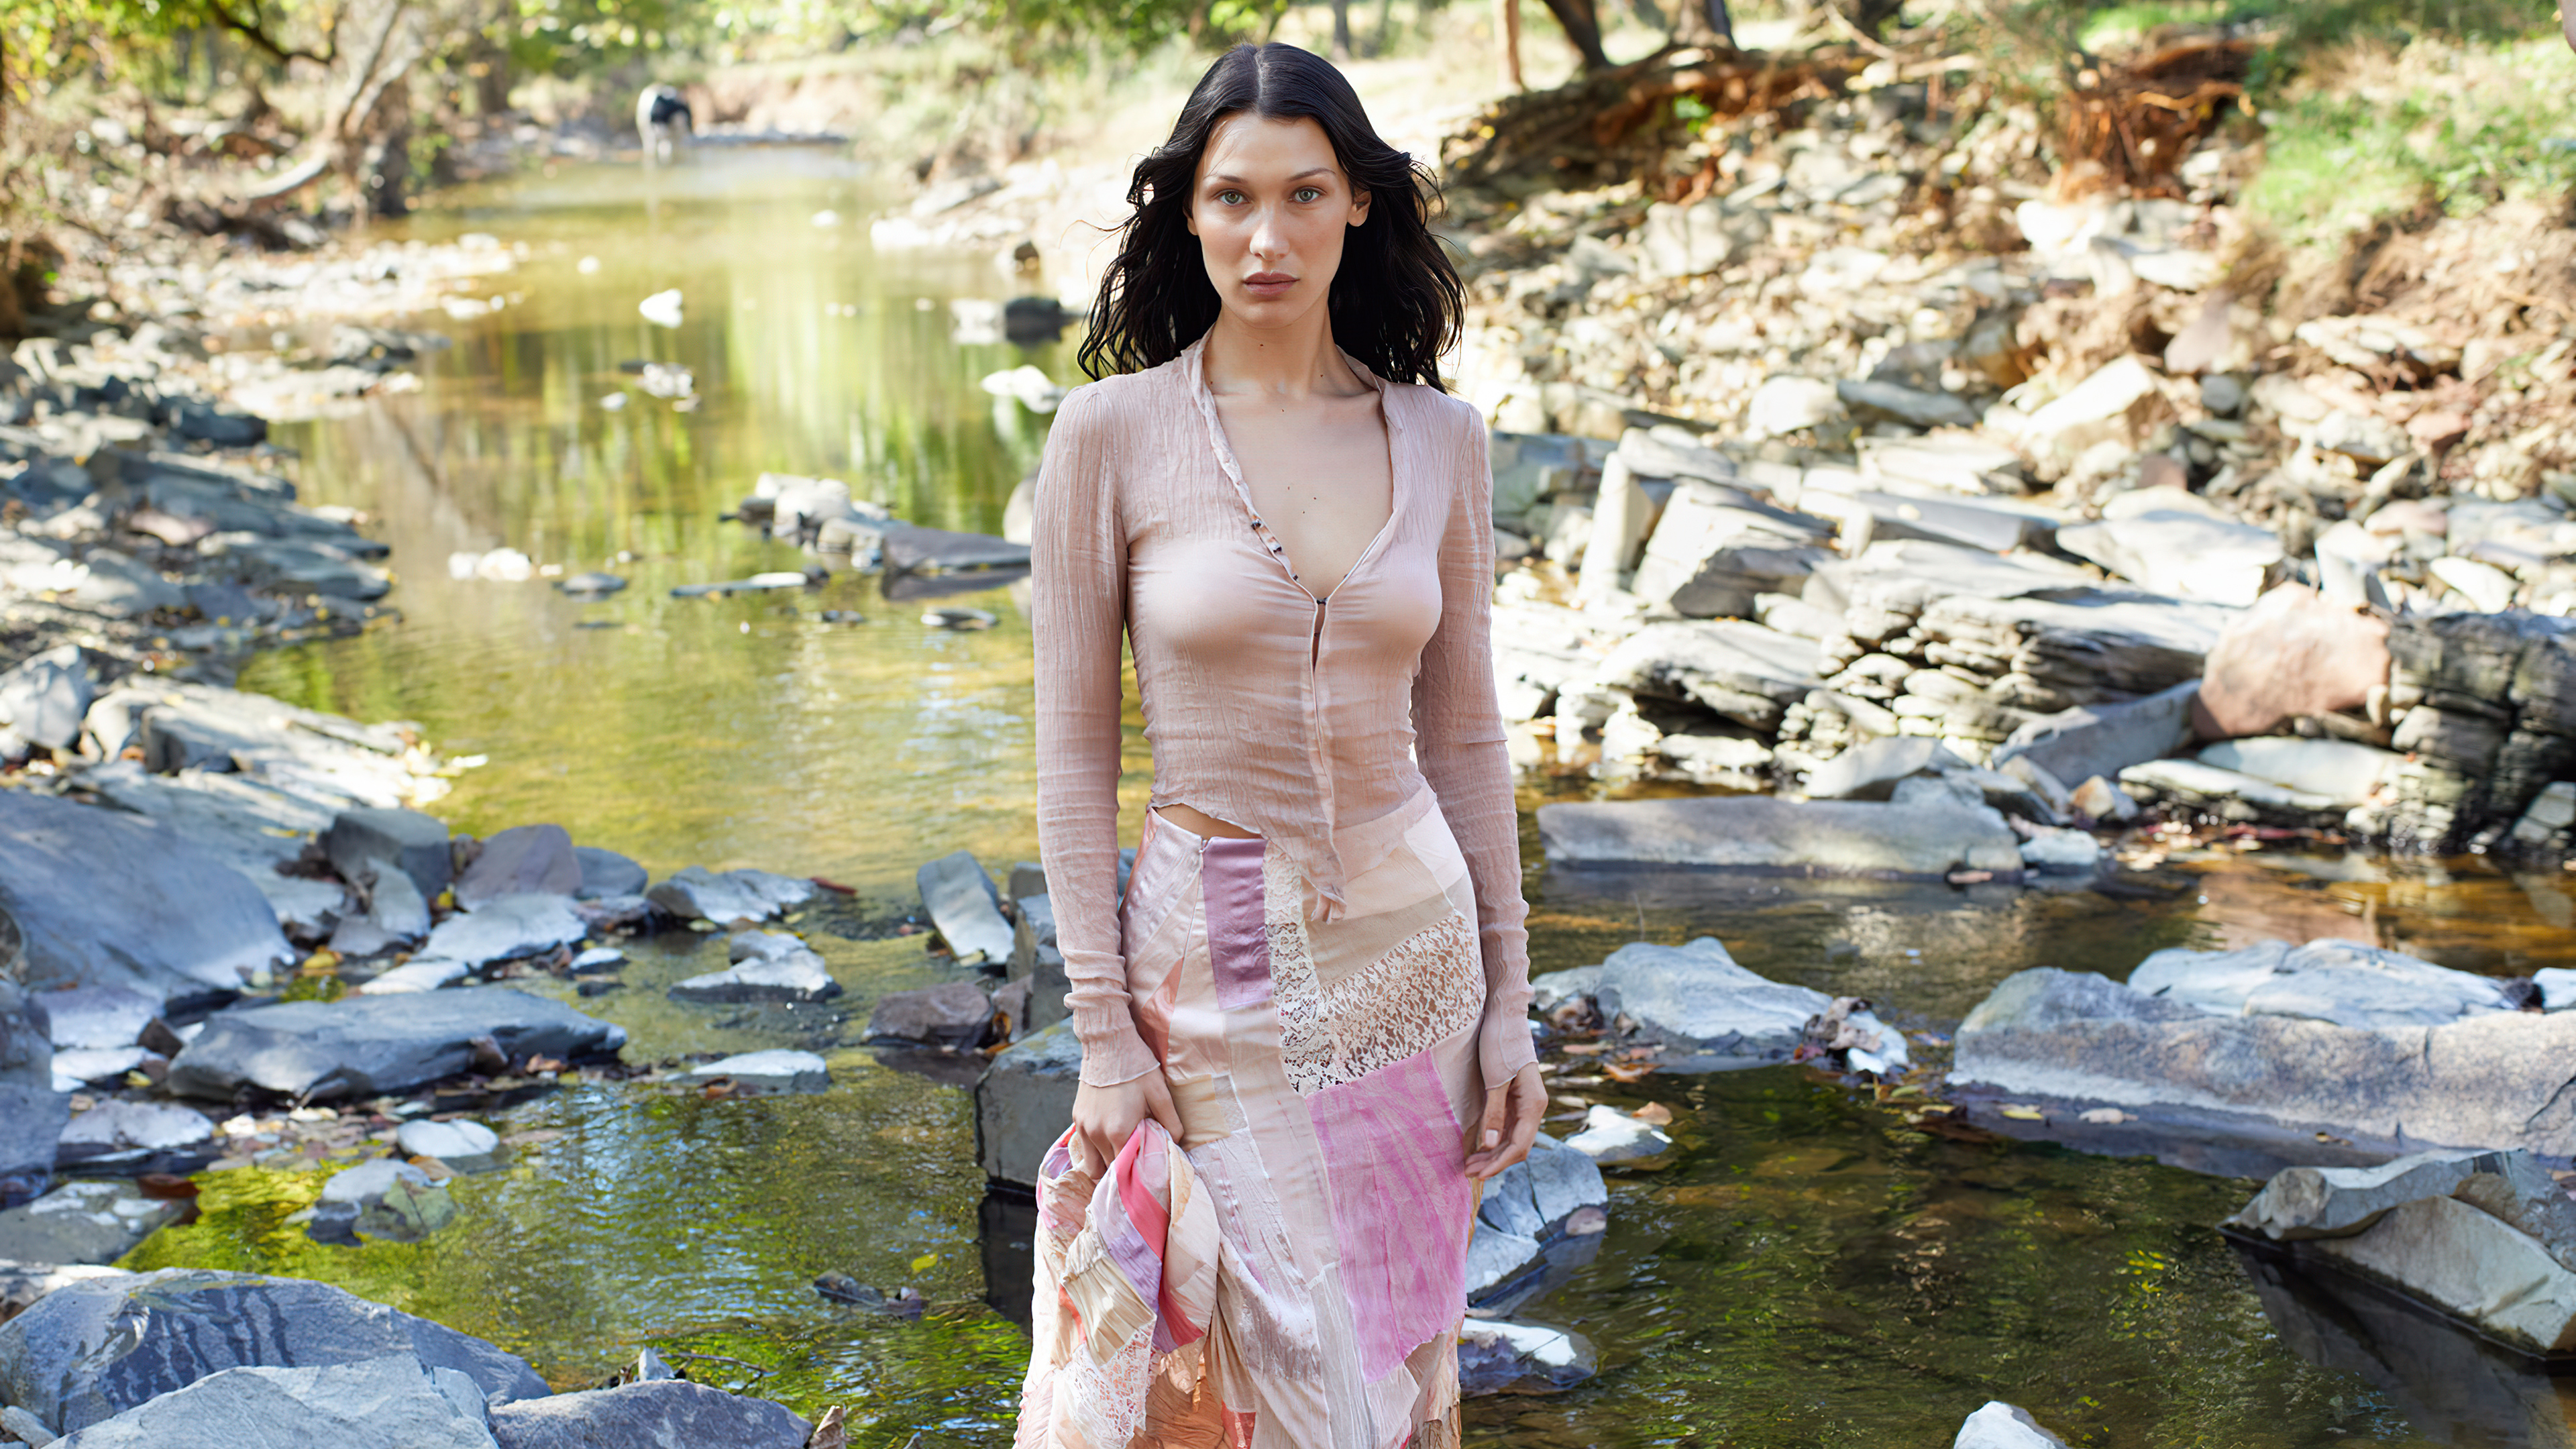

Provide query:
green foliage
left=2245, top=34, right=2576, bottom=241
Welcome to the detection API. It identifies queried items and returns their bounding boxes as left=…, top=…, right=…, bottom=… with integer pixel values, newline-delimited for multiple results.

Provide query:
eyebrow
left=1205, top=168, right=1337, bottom=184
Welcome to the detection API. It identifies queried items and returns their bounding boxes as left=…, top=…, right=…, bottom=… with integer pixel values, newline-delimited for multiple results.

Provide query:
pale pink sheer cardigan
left=1030, top=337, right=1538, bottom=1092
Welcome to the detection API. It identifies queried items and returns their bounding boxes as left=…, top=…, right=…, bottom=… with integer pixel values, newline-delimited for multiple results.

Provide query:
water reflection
left=2234, top=1238, right=2576, bottom=1447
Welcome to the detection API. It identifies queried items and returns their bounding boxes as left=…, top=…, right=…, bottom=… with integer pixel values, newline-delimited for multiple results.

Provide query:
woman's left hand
left=1464, top=1063, right=1547, bottom=1180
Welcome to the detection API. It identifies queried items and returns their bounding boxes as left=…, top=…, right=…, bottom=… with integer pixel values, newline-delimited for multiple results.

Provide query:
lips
left=1244, top=272, right=1295, bottom=298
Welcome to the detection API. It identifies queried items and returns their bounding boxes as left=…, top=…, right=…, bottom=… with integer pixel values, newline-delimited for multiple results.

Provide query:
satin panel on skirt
left=1016, top=784, right=1489, bottom=1449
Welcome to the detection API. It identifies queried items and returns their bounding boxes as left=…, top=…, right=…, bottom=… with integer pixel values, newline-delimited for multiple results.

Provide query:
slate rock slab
left=916, top=851, right=1015, bottom=967
left=52, top=1355, right=500, bottom=1449
left=396, top=1119, right=503, bottom=1171
left=1465, top=1132, right=1609, bottom=1314
left=867, top=981, right=995, bottom=1048
left=1, top=983, right=66, bottom=1206
left=454, top=824, right=581, bottom=908
left=572, top=847, right=647, bottom=900
left=0, top=791, right=291, bottom=1009
left=309, top=1159, right=456, bottom=1245
left=488, top=1379, right=810, bottom=1449
left=1539, top=794, right=2025, bottom=877
left=166, top=989, right=627, bottom=1100
left=1990, top=680, right=2199, bottom=798
left=0, top=1180, right=186, bottom=1265
left=1953, top=966, right=2576, bottom=1155
left=646, top=867, right=814, bottom=924
left=0, top=1270, right=547, bottom=1433
left=682, top=1050, right=830, bottom=1093
left=1592, top=937, right=1833, bottom=1070
left=669, top=932, right=839, bottom=1004
left=323, top=807, right=453, bottom=901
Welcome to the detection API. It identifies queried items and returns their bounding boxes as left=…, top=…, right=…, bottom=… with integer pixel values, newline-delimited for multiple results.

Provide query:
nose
left=1248, top=201, right=1289, bottom=263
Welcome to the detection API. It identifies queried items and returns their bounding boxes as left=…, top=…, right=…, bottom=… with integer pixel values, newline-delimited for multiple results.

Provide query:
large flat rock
left=1, top=984, right=66, bottom=1206
left=166, top=989, right=626, bottom=1100
left=1992, top=680, right=2200, bottom=794
left=1953, top=966, right=2576, bottom=1155
left=50, top=1356, right=501, bottom=1449
left=0, top=1269, right=547, bottom=1434
left=1538, top=794, right=2025, bottom=878
left=0, top=790, right=290, bottom=1011
left=488, top=1379, right=809, bottom=1449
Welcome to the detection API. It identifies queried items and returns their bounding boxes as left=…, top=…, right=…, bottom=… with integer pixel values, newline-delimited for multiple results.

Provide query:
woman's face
left=1187, top=112, right=1371, bottom=332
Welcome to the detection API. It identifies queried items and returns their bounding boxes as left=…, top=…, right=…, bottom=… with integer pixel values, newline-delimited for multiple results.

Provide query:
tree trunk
left=1536, top=0, right=1611, bottom=70
left=1669, top=0, right=1735, bottom=48
left=1498, top=0, right=1524, bottom=88
left=1331, top=0, right=1354, bottom=59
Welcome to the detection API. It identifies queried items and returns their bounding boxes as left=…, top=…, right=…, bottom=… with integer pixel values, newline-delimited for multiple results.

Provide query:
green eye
left=1217, top=189, right=1244, bottom=205
left=1295, top=187, right=1323, bottom=202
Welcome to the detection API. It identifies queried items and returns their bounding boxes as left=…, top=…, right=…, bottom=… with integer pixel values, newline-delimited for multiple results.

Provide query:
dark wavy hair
left=1075, top=44, right=1464, bottom=390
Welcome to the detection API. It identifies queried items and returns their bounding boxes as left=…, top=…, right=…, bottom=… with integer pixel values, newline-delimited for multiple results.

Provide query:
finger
left=1146, top=1079, right=1186, bottom=1144
left=1463, top=1086, right=1510, bottom=1177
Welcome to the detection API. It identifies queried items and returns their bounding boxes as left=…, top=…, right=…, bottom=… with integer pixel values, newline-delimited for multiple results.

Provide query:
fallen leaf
left=1603, top=1061, right=1658, bottom=1083
left=1632, top=1102, right=1674, bottom=1126
left=1999, top=1105, right=2046, bottom=1121
left=909, top=1252, right=938, bottom=1273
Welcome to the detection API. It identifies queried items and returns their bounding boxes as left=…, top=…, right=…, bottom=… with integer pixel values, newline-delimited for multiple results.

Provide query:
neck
left=1199, top=303, right=1358, bottom=400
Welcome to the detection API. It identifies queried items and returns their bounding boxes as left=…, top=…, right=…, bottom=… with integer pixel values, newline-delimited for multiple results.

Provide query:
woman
left=1020, top=42, right=1548, bottom=1449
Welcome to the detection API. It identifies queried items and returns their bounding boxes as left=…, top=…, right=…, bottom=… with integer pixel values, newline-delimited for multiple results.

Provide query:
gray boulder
left=0, top=1269, right=547, bottom=1433
left=1008, top=894, right=1069, bottom=1036
left=1952, top=967, right=2576, bottom=1155
left=1593, top=619, right=1821, bottom=733
left=39, top=987, right=157, bottom=1052
left=647, top=867, right=813, bottom=924
left=867, top=981, right=996, bottom=1048
left=0, top=1181, right=187, bottom=1266
left=454, top=825, right=581, bottom=908
left=669, top=932, right=839, bottom=1004
left=323, top=808, right=453, bottom=902
left=166, top=989, right=626, bottom=1100
left=572, top=847, right=647, bottom=899
left=917, top=851, right=1015, bottom=967
left=50, top=1356, right=499, bottom=1449
left=1, top=983, right=66, bottom=1206
left=975, top=1020, right=1081, bottom=1187
left=1538, top=794, right=2026, bottom=878
left=1465, top=1132, right=1609, bottom=1314
left=57, top=1099, right=215, bottom=1165
left=1593, top=938, right=1831, bottom=1070
left=2227, top=1150, right=2485, bottom=1242
left=488, top=1379, right=809, bottom=1449
left=0, top=645, right=93, bottom=751
left=0, top=791, right=291, bottom=1010
left=1990, top=680, right=2198, bottom=797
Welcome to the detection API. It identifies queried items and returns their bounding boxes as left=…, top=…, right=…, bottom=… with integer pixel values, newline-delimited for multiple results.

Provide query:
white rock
left=2430, top=555, right=2518, bottom=612
left=1955, top=1400, right=2072, bottom=1448
left=59, top=1100, right=215, bottom=1152
left=637, top=288, right=684, bottom=328
left=683, top=1049, right=830, bottom=1092
left=2019, top=828, right=2101, bottom=875
left=2533, top=967, right=2576, bottom=1012
left=395, top=1118, right=502, bottom=1170
left=2193, top=738, right=2399, bottom=807
left=1562, top=1105, right=1674, bottom=1163
left=2128, top=937, right=2518, bottom=1029
left=2306, top=1194, right=2576, bottom=1352
left=1743, top=376, right=1844, bottom=439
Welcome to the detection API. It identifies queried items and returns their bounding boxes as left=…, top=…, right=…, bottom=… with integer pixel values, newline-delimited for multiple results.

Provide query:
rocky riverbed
left=7, top=71, right=2576, bottom=1441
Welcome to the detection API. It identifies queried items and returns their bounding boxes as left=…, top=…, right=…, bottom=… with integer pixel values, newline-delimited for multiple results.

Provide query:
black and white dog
left=637, top=84, right=694, bottom=162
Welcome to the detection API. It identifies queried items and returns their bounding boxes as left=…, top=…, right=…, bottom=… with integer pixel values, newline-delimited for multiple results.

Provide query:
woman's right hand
left=1069, top=1070, right=1185, bottom=1175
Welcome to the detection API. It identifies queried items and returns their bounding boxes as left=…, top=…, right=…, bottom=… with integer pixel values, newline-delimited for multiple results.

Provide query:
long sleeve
left=1032, top=384, right=1159, bottom=1087
left=1410, top=405, right=1538, bottom=1090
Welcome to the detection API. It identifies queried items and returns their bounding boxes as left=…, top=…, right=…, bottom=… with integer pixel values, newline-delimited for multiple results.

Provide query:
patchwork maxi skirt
left=1016, top=785, right=1491, bottom=1449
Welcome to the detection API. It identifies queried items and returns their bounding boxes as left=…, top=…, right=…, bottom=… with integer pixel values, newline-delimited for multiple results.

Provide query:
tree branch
left=201, top=0, right=333, bottom=67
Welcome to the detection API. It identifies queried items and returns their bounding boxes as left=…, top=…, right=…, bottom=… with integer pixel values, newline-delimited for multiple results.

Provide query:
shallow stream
left=136, top=152, right=2576, bottom=1447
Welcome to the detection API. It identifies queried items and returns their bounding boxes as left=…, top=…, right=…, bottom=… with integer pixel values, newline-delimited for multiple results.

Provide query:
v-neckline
left=1185, top=338, right=1404, bottom=606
